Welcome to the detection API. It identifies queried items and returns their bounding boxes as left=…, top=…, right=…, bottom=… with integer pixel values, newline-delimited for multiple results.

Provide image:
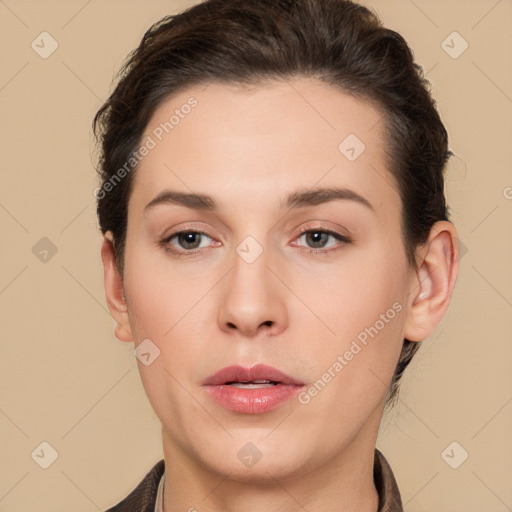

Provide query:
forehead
left=130, top=77, right=398, bottom=216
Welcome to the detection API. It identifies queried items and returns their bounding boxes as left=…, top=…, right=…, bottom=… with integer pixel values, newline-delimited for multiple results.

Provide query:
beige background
left=1, top=0, right=511, bottom=510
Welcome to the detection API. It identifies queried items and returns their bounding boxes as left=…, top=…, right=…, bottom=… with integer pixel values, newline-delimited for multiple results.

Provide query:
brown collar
left=374, top=448, right=404, bottom=511
left=105, top=448, right=403, bottom=512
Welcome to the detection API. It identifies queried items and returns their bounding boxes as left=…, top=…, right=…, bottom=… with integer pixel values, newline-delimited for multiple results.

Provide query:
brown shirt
left=105, top=448, right=403, bottom=512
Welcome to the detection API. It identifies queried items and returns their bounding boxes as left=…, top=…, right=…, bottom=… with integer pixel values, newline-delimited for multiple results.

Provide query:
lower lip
left=204, top=384, right=304, bottom=414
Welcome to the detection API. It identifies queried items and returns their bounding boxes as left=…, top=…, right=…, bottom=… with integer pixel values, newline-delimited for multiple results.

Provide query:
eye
left=294, top=227, right=351, bottom=254
left=161, top=230, right=216, bottom=256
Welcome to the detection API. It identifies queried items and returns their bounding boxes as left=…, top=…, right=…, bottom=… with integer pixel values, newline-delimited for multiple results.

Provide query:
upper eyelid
left=296, top=225, right=346, bottom=236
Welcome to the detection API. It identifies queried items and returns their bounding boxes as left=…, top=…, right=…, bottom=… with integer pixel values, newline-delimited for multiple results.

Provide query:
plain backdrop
left=0, top=1, right=511, bottom=510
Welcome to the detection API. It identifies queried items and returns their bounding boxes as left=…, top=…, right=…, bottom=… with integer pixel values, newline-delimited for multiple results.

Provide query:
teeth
left=226, top=380, right=279, bottom=389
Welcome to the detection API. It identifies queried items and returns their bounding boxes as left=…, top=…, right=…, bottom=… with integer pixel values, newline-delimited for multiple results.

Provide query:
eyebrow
left=144, top=186, right=375, bottom=213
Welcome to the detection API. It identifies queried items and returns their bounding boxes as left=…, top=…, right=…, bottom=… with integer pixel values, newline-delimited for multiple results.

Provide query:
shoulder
left=104, top=459, right=165, bottom=512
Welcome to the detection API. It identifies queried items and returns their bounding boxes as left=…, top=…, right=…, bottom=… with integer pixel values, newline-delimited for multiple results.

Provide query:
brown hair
left=93, top=0, right=452, bottom=408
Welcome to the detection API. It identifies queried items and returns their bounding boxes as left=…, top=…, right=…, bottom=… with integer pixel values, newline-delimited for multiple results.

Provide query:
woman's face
left=118, top=78, right=417, bottom=480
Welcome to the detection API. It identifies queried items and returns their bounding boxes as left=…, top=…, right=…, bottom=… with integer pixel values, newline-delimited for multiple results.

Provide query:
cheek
left=122, top=253, right=209, bottom=429
left=298, top=242, right=408, bottom=344
left=122, top=247, right=215, bottom=388
left=122, top=243, right=207, bottom=339
left=293, top=243, right=408, bottom=409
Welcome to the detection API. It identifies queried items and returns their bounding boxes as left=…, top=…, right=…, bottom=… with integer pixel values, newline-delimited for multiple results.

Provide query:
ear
left=101, top=232, right=134, bottom=343
left=404, top=221, right=460, bottom=342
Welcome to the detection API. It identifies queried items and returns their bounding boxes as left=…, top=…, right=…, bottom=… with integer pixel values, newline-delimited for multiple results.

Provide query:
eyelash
left=160, top=226, right=351, bottom=258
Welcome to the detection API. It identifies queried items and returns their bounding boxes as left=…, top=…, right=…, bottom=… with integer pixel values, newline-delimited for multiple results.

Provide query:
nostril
left=225, top=320, right=273, bottom=330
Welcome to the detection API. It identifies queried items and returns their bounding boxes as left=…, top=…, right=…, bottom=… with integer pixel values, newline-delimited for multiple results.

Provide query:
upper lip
left=202, top=364, right=304, bottom=386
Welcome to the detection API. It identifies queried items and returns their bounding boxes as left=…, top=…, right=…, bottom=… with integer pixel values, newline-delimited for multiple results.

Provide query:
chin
left=194, top=432, right=317, bottom=483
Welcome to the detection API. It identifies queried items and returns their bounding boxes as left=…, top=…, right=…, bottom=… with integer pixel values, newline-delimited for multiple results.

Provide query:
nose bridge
left=230, top=234, right=274, bottom=306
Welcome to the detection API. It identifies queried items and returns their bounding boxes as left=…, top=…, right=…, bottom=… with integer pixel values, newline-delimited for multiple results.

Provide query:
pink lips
left=202, top=364, right=304, bottom=414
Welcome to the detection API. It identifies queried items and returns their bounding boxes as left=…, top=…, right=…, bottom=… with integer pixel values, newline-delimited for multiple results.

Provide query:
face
left=115, top=78, right=417, bottom=481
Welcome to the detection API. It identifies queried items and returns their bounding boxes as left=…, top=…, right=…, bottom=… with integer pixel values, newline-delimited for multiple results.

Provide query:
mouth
left=202, top=363, right=304, bottom=387
left=202, top=364, right=304, bottom=414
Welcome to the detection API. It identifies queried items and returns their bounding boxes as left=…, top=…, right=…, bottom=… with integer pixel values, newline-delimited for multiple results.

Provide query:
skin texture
left=101, top=78, right=459, bottom=512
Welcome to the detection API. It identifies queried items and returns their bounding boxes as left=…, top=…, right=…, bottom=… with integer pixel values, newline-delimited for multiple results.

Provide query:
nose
left=217, top=244, right=288, bottom=338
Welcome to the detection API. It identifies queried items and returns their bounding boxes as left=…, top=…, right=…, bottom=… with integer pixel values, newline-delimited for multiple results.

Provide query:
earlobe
left=404, top=221, right=460, bottom=342
left=101, top=232, right=134, bottom=343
